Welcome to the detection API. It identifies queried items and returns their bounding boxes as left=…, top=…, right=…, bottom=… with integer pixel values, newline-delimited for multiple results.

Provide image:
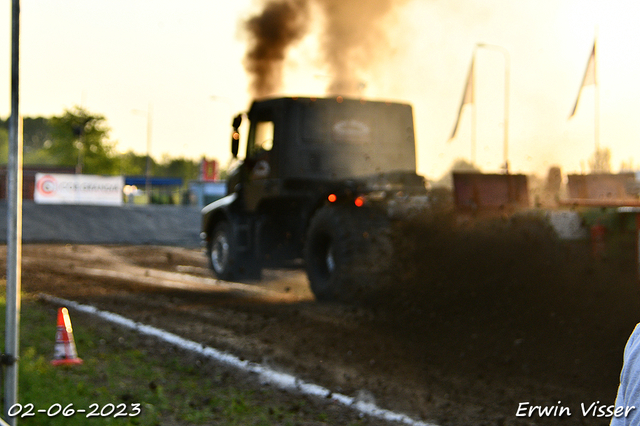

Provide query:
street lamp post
left=73, top=118, right=90, bottom=174
left=5, top=1, right=21, bottom=424
left=476, top=43, right=510, bottom=173
left=132, top=104, right=153, bottom=203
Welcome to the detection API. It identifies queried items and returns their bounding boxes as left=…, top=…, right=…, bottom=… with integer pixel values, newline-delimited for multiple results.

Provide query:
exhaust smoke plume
left=316, top=0, right=401, bottom=95
left=244, top=0, right=310, bottom=98
left=243, top=0, right=407, bottom=98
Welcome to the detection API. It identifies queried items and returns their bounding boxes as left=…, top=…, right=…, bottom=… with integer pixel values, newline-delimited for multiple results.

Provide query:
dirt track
left=5, top=212, right=640, bottom=425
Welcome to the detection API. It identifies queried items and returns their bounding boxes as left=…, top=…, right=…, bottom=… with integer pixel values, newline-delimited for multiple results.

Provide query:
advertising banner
left=34, top=173, right=124, bottom=205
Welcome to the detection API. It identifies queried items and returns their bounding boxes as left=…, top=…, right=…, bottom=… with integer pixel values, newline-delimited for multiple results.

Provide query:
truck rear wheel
left=305, top=206, right=393, bottom=302
left=304, top=207, right=349, bottom=301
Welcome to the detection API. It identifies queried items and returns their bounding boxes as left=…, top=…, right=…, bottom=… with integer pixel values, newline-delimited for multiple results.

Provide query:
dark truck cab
left=201, top=96, right=427, bottom=300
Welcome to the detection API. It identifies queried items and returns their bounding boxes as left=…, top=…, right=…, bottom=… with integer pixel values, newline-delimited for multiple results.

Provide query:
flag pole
left=477, top=43, right=510, bottom=173
left=471, top=61, right=476, bottom=165
left=594, top=35, right=600, bottom=153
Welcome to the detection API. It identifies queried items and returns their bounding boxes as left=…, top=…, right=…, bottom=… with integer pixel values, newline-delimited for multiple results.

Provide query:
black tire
left=208, top=221, right=236, bottom=280
left=304, top=206, right=350, bottom=301
left=304, top=206, right=392, bottom=302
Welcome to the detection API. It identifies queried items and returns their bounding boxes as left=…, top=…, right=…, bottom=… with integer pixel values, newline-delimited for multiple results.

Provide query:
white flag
left=450, top=58, right=475, bottom=140
left=570, top=41, right=596, bottom=117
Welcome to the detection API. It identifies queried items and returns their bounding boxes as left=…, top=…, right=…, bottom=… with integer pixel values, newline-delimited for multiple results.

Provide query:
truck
left=200, top=96, right=428, bottom=301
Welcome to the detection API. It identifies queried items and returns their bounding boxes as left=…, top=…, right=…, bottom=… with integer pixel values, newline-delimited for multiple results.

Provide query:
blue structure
left=124, top=176, right=184, bottom=204
left=124, top=176, right=182, bottom=187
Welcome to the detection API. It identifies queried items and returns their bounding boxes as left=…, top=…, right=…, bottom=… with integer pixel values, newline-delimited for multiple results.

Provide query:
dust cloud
left=243, top=0, right=409, bottom=98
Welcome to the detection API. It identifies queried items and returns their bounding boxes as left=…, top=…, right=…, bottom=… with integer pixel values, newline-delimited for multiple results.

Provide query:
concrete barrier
left=0, top=202, right=201, bottom=247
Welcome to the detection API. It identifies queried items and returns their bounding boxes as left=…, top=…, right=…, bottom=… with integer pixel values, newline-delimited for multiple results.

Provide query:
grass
left=0, top=293, right=371, bottom=426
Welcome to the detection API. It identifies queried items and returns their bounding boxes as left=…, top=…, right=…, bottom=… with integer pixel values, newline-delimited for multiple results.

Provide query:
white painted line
left=39, top=294, right=438, bottom=426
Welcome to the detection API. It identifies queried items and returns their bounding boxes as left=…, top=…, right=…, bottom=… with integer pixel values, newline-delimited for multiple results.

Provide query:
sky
left=2, top=0, right=640, bottom=181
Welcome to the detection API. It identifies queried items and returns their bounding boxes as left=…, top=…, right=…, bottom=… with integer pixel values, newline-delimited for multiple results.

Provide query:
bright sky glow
left=2, top=0, right=640, bottom=180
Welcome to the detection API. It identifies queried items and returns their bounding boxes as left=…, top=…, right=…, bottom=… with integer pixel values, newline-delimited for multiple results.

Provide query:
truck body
left=201, top=96, right=427, bottom=300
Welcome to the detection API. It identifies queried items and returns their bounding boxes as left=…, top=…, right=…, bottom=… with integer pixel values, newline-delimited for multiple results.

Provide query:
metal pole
left=5, top=0, right=22, bottom=424
left=594, top=37, right=600, bottom=155
left=132, top=106, right=153, bottom=204
left=504, top=50, right=510, bottom=174
left=471, top=92, right=476, bottom=166
left=145, top=104, right=152, bottom=204
left=476, top=43, right=510, bottom=173
left=75, top=133, right=83, bottom=174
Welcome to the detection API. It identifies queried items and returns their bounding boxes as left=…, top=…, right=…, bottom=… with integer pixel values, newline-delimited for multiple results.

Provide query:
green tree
left=0, top=116, right=54, bottom=165
left=117, top=150, right=152, bottom=176
left=47, top=106, right=118, bottom=174
left=1, top=111, right=221, bottom=188
left=23, top=117, right=52, bottom=153
left=155, top=155, right=199, bottom=180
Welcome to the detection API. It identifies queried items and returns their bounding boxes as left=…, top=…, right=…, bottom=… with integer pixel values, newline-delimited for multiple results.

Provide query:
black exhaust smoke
left=242, top=0, right=409, bottom=98
left=244, top=0, right=310, bottom=98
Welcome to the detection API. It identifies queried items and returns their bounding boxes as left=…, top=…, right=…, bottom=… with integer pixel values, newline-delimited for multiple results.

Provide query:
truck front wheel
left=208, top=221, right=236, bottom=280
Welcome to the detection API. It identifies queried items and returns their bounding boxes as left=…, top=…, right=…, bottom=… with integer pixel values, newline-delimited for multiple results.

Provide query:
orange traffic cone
left=51, top=307, right=83, bottom=366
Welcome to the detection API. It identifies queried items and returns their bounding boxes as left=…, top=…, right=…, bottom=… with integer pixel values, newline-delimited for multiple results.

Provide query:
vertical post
left=471, top=101, right=476, bottom=166
left=476, top=43, right=510, bottom=173
left=5, top=0, right=22, bottom=424
left=144, top=102, right=153, bottom=204
left=75, top=133, right=83, bottom=174
left=145, top=104, right=153, bottom=204
left=471, top=51, right=476, bottom=166
left=132, top=105, right=153, bottom=204
left=594, top=37, right=600, bottom=154
left=503, top=50, right=510, bottom=174
left=144, top=104, right=151, bottom=204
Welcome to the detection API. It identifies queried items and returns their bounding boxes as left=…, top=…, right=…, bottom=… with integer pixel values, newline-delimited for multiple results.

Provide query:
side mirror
left=231, top=114, right=243, bottom=158
left=231, top=132, right=239, bottom=158
left=232, top=114, right=242, bottom=129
